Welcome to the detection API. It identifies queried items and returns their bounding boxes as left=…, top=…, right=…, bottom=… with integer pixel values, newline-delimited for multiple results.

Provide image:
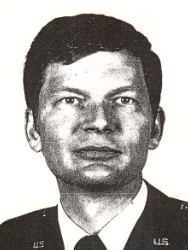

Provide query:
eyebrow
left=50, top=85, right=137, bottom=100
left=51, top=87, right=90, bottom=98
left=105, top=86, right=136, bottom=98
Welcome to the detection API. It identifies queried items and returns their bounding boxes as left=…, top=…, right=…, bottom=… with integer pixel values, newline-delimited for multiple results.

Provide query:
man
left=1, top=14, right=188, bottom=250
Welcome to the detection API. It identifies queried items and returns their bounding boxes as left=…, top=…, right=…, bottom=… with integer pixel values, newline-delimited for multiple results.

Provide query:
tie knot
left=74, top=235, right=107, bottom=250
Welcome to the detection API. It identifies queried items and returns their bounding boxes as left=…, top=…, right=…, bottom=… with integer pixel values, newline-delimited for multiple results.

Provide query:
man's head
left=24, top=14, right=162, bottom=121
left=25, top=14, right=165, bottom=191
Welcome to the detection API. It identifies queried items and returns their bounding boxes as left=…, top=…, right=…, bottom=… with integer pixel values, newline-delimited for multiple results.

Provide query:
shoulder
left=0, top=206, right=58, bottom=249
left=143, top=181, right=188, bottom=247
left=146, top=180, right=188, bottom=216
left=0, top=205, right=58, bottom=231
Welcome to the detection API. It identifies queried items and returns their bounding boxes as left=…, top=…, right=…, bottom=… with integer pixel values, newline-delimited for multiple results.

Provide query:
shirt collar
left=58, top=181, right=147, bottom=250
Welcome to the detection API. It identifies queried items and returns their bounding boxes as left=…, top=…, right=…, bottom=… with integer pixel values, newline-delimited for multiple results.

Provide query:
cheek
left=118, top=112, right=152, bottom=147
left=38, top=120, right=76, bottom=167
left=40, top=108, right=79, bottom=140
left=38, top=111, right=79, bottom=173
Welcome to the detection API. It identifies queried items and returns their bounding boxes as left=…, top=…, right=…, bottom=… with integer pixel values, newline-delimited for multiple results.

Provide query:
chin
left=57, top=169, right=118, bottom=192
left=73, top=178, right=119, bottom=192
left=62, top=171, right=133, bottom=192
left=55, top=161, right=143, bottom=192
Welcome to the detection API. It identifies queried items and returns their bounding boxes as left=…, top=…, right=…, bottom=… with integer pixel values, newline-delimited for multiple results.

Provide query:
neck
left=57, top=176, right=142, bottom=234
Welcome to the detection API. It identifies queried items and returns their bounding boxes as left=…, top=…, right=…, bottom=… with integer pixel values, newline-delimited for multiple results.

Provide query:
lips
left=74, top=146, right=122, bottom=161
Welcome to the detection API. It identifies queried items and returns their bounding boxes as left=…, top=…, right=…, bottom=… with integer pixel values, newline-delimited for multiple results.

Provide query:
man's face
left=37, top=51, right=153, bottom=190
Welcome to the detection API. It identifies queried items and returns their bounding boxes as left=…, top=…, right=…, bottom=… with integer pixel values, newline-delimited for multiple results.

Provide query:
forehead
left=43, top=51, right=147, bottom=96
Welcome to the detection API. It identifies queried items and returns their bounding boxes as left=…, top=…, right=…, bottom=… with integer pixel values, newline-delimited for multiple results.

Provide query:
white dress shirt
left=58, top=181, right=147, bottom=250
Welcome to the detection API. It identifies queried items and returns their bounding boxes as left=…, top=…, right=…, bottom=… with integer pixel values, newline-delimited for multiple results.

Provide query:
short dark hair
left=24, top=14, right=162, bottom=119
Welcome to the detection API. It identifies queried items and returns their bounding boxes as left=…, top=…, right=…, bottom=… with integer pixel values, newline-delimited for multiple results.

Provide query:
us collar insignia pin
left=33, top=241, right=45, bottom=248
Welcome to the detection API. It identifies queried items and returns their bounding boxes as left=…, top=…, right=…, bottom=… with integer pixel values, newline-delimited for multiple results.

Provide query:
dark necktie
left=74, top=235, right=107, bottom=250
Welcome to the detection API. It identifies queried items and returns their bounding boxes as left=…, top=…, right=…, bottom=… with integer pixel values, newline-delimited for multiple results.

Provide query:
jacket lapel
left=124, top=181, right=170, bottom=250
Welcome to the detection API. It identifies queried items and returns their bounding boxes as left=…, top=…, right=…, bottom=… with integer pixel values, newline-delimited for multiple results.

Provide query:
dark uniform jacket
left=1, top=182, right=188, bottom=250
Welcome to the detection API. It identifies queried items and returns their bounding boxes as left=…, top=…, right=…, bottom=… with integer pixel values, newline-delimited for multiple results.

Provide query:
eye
left=113, top=97, right=136, bottom=105
left=63, top=97, right=78, bottom=104
left=56, top=97, right=81, bottom=106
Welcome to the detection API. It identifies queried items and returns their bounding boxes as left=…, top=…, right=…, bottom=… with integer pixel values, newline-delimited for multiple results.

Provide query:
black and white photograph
left=0, top=1, right=188, bottom=249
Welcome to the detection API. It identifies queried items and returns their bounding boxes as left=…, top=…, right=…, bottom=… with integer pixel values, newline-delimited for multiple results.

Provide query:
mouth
left=73, top=146, right=122, bottom=161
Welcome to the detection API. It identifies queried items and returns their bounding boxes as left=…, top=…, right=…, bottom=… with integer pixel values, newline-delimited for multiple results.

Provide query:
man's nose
left=83, top=103, right=114, bottom=134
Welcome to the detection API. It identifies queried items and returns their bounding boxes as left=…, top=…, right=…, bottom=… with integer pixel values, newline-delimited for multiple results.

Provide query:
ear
left=149, top=106, right=165, bottom=150
left=25, top=108, right=42, bottom=152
